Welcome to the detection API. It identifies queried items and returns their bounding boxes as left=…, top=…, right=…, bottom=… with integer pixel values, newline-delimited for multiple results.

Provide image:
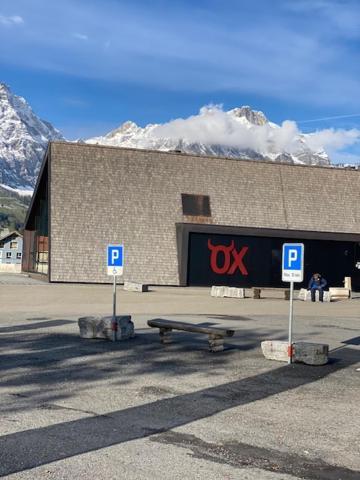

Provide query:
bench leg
left=208, top=335, right=224, bottom=352
left=159, top=327, right=172, bottom=344
left=253, top=288, right=261, bottom=299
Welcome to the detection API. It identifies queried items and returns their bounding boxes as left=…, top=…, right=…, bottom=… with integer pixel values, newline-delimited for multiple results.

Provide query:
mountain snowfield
left=0, top=83, right=63, bottom=190
left=87, top=105, right=330, bottom=166
left=0, top=83, right=339, bottom=194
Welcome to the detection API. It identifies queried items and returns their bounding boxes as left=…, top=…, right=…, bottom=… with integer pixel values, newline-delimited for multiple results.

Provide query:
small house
left=0, top=231, right=23, bottom=273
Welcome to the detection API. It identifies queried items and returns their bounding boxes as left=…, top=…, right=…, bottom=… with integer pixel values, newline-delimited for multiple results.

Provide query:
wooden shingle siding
left=46, top=142, right=360, bottom=284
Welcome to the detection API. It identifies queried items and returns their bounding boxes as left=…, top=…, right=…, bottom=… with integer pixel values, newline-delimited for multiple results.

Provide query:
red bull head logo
left=207, top=239, right=248, bottom=275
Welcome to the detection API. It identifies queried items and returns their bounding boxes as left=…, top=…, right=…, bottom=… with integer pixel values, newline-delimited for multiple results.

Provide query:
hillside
left=0, top=186, right=30, bottom=233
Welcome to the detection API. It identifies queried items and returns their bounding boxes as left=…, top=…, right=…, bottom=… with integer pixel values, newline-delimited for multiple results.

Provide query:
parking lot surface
left=0, top=280, right=359, bottom=479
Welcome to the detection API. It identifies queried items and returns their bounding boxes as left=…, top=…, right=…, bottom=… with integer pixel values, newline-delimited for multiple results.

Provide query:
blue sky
left=1, top=0, right=360, bottom=162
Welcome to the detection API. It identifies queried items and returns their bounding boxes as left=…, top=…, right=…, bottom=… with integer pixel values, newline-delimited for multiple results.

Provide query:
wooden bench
left=147, top=319, right=235, bottom=352
left=252, top=287, right=290, bottom=300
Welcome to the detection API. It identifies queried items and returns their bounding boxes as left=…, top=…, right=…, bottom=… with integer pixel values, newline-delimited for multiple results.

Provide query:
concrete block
left=224, top=287, right=245, bottom=298
left=329, top=287, right=350, bottom=300
left=293, top=342, right=329, bottom=366
left=297, top=288, right=330, bottom=302
left=78, top=316, right=97, bottom=338
left=78, top=315, right=135, bottom=341
left=124, top=281, right=149, bottom=292
left=261, top=340, right=329, bottom=365
left=261, top=340, right=288, bottom=362
left=344, top=277, right=352, bottom=290
left=211, top=286, right=226, bottom=297
left=211, top=286, right=245, bottom=298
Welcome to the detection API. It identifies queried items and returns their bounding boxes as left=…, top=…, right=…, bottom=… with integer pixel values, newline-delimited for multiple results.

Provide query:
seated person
left=308, top=273, right=327, bottom=302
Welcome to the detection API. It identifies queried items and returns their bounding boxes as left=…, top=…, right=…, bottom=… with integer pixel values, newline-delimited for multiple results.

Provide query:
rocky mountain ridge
left=0, top=85, right=332, bottom=195
left=87, top=106, right=330, bottom=166
left=0, top=83, right=63, bottom=190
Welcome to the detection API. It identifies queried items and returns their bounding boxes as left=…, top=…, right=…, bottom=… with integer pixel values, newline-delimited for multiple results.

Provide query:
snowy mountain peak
left=87, top=105, right=330, bottom=166
left=229, top=106, right=268, bottom=126
left=0, top=83, right=64, bottom=189
left=105, top=120, right=140, bottom=139
left=0, top=83, right=10, bottom=94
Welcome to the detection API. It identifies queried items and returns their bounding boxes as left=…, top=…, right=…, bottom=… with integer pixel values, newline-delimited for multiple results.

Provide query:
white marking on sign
left=112, top=250, right=120, bottom=265
left=289, top=249, right=298, bottom=267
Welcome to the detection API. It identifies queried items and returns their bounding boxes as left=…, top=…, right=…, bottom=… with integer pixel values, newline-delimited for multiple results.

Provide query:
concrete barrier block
left=211, top=286, right=226, bottom=297
left=211, top=286, right=245, bottom=298
left=223, top=287, right=245, bottom=298
left=297, top=288, right=330, bottom=302
left=78, top=315, right=135, bottom=341
left=261, top=340, right=288, bottom=362
left=78, top=316, right=97, bottom=338
left=124, top=281, right=149, bottom=292
left=329, top=287, right=350, bottom=300
left=297, top=288, right=307, bottom=301
left=293, top=342, right=329, bottom=366
left=261, top=340, right=329, bottom=365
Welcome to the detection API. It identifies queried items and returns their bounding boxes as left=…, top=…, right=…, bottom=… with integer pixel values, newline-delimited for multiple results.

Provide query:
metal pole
left=288, top=281, right=294, bottom=364
left=112, top=274, right=117, bottom=342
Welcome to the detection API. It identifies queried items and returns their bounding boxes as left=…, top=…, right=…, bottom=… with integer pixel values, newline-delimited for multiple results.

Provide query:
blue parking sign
left=107, top=245, right=124, bottom=276
left=282, top=243, right=304, bottom=282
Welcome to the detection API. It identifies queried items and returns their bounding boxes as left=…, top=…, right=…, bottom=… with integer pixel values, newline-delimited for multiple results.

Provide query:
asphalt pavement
left=0, top=279, right=359, bottom=479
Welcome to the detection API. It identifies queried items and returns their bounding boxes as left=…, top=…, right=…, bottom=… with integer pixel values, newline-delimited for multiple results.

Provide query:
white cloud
left=0, top=14, right=24, bottom=26
left=306, top=128, right=360, bottom=151
left=152, top=105, right=294, bottom=154
left=73, top=33, right=88, bottom=40
left=151, top=105, right=360, bottom=159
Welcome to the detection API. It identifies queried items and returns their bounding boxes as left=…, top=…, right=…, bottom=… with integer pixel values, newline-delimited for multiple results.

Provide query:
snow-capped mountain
left=0, top=83, right=64, bottom=190
left=87, top=106, right=330, bottom=166
left=0, top=84, right=331, bottom=195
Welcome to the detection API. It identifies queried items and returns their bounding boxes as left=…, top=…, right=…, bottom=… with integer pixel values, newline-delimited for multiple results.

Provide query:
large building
left=22, top=141, right=360, bottom=289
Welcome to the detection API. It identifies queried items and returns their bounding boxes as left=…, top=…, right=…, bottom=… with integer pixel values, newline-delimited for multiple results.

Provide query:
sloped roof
left=0, top=231, right=22, bottom=243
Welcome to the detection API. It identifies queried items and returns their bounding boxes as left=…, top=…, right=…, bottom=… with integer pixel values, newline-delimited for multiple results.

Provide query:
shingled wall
left=48, top=142, right=360, bottom=284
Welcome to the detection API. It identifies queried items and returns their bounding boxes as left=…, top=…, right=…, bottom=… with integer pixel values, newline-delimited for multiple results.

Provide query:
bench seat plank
left=148, top=319, right=234, bottom=337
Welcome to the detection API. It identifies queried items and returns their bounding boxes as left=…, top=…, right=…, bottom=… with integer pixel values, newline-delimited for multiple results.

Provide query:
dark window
left=17, top=252, right=22, bottom=259
left=181, top=194, right=211, bottom=217
left=6, top=252, right=11, bottom=259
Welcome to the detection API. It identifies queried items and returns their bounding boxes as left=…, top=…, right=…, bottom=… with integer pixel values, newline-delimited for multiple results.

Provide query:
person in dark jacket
left=308, top=273, right=327, bottom=302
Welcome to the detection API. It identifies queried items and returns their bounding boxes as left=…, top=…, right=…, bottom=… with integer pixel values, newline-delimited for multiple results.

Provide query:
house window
left=17, top=252, right=22, bottom=259
left=6, top=252, right=11, bottom=259
left=10, top=241, right=18, bottom=249
left=181, top=194, right=211, bottom=217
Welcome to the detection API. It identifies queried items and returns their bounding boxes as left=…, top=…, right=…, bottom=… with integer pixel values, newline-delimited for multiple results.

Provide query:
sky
left=0, top=0, right=360, bottom=163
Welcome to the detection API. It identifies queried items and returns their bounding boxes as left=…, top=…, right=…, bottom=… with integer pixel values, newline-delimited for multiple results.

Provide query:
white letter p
left=289, top=249, right=297, bottom=267
left=111, top=249, right=119, bottom=264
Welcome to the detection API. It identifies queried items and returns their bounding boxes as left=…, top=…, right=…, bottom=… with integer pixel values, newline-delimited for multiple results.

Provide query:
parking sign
left=107, top=245, right=124, bottom=276
left=282, top=243, right=304, bottom=283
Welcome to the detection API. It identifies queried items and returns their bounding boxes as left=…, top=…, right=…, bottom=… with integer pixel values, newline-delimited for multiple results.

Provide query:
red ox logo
left=207, top=239, right=248, bottom=275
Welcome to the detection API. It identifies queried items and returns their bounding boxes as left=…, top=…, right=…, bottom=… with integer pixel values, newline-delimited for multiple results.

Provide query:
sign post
left=282, top=243, right=304, bottom=364
left=107, top=245, right=124, bottom=342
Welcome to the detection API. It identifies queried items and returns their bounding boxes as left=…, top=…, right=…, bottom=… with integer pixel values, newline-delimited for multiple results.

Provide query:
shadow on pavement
left=0, top=319, right=75, bottom=333
left=0, top=342, right=358, bottom=477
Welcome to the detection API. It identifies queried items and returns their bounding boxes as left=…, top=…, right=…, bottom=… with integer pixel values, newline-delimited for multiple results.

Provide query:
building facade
left=0, top=231, right=23, bottom=272
left=22, top=142, right=360, bottom=289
